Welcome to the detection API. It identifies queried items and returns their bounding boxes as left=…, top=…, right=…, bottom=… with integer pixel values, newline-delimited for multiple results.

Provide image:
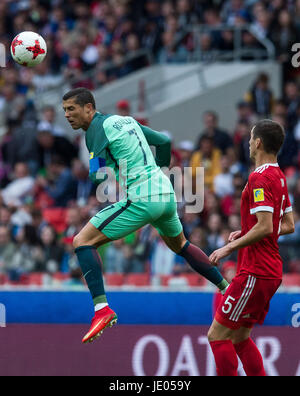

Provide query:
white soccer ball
left=10, top=31, right=47, bottom=67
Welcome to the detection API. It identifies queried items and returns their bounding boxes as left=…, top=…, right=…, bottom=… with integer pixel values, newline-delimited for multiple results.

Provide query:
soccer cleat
left=82, top=306, right=118, bottom=344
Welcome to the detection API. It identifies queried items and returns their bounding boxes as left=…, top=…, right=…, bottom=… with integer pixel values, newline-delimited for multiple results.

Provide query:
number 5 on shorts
left=222, top=295, right=236, bottom=314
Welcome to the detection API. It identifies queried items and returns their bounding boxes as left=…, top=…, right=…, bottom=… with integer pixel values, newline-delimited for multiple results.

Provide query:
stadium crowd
left=0, top=0, right=300, bottom=287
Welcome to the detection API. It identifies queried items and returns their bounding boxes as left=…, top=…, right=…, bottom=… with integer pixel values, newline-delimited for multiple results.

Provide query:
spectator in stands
left=36, top=126, right=78, bottom=168
left=64, top=207, right=84, bottom=239
left=294, top=0, right=300, bottom=30
left=35, top=156, right=77, bottom=207
left=125, top=33, right=148, bottom=71
left=177, top=0, right=198, bottom=28
left=104, top=239, right=127, bottom=273
left=269, top=8, right=300, bottom=78
left=228, top=213, right=241, bottom=232
left=244, top=72, right=274, bottom=117
left=157, top=30, right=189, bottom=63
left=221, top=0, right=250, bottom=26
left=213, top=155, right=235, bottom=198
left=181, top=210, right=201, bottom=238
left=292, top=102, right=300, bottom=144
left=234, top=120, right=251, bottom=168
left=116, top=99, right=131, bottom=116
left=37, top=105, right=66, bottom=137
left=235, top=100, right=258, bottom=126
left=35, top=225, right=65, bottom=273
left=12, top=224, right=40, bottom=279
left=206, top=213, right=224, bottom=254
left=197, top=111, right=233, bottom=154
left=0, top=224, right=17, bottom=277
left=284, top=81, right=300, bottom=128
left=277, top=114, right=299, bottom=170
left=0, top=84, right=26, bottom=127
left=62, top=267, right=84, bottom=287
left=71, top=159, right=94, bottom=206
left=279, top=208, right=300, bottom=272
left=32, top=61, right=63, bottom=93
left=0, top=205, right=12, bottom=225
left=177, top=140, right=194, bottom=168
left=5, top=106, right=40, bottom=175
left=250, top=7, right=272, bottom=41
left=151, top=235, right=177, bottom=276
left=189, top=226, right=210, bottom=255
left=0, top=162, right=35, bottom=207
left=30, top=208, right=48, bottom=238
left=190, top=135, right=222, bottom=191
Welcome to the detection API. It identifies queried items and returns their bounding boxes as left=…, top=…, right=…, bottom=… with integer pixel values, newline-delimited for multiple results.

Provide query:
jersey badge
left=254, top=188, right=264, bottom=202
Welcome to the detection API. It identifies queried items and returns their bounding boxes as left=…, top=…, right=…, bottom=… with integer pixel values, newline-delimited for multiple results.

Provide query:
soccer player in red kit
left=207, top=119, right=295, bottom=376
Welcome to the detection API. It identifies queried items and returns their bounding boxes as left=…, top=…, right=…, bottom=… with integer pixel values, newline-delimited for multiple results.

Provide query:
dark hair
left=62, top=88, right=96, bottom=109
left=204, top=110, right=218, bottom=121
left=253, top=119, right=285, bottom=155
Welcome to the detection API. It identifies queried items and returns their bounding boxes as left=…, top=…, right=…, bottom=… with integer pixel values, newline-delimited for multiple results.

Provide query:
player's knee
left=207, top=327, right=216, bottom=342
left=207, top=321, right=233, bottom=342
left=163, top=233, right=187, bottom=254
left=73, top=233, right=86, bottom=249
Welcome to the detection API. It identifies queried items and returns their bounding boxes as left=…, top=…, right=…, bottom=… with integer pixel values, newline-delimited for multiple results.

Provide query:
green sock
left=75, top=246, right=107, bottom=306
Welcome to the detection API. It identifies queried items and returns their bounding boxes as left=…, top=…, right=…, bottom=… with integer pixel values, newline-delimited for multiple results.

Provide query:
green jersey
left=85, top=112, right=174, bottom=201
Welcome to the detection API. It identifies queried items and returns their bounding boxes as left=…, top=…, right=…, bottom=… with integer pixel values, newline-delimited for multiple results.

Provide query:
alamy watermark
left=94, top=163, right=205, bottom=214
left=0, top=44, right=6, bottom=67
left=0, top=303, right=6, bottom=327
left=291, top=43, right=300, bottom=68
left=291, top=303, right=300, bottom=328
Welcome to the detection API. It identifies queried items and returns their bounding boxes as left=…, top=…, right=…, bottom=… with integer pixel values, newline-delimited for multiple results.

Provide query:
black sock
left=75, top=246, right=107, bottom=306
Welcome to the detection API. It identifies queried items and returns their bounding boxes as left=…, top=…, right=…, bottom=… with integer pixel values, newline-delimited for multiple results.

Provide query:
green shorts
left=90, top=194, right=183, bottom=240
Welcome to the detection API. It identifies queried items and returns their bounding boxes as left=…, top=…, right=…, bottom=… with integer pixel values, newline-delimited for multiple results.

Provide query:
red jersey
left=238, top=163, right=292, bottom=279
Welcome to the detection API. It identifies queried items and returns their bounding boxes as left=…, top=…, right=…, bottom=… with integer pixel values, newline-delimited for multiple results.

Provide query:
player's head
left=62, top=88, right=96, bottom=131
left=249, top=119, right=285, bottom=160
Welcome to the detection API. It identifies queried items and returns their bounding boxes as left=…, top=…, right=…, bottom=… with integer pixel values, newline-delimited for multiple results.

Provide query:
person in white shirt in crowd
left=37, top=105, right=66, bottom=137
left=213, top=155, right=234, bottom=198
left=0, top=162, right=34, bottom=207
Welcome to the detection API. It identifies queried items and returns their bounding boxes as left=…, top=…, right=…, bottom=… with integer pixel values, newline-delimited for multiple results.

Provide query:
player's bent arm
left=88, top=148, right=109, bottom=185
left=279, top=211, right=295, bottom=236
left=227, top=211, right=273, bottom=252
left=138, top=123, right=171, bottom=167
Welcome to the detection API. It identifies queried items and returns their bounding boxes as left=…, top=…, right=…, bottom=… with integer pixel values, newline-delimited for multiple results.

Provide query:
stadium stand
left=0, top=0, right=300, bottom=290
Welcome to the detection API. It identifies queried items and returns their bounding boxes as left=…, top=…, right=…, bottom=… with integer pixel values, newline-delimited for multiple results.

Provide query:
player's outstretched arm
left=279, top=211, right=295, bottom=236
left=138, top=123, right=171, bottom=168
left=210, top=211, right=273, bottom=265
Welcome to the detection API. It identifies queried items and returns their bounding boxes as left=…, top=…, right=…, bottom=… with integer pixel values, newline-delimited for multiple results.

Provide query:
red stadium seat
left=282, top=273, right=300, bottom=287
left=28, top=273, right=44, bottom=286
left=160, top=273, right=207, bottom=287
left=42, top=208, right=68, bottom=233
left=288, top=260, right=300, bottom=273
left=104, top=273, right=125, bottom=286
left=52, top=272, right=70, bottom=282
left=19, top=274, right=30, bottom=285
left=160, top=275, right=173, bottom=286
left=181, top=273, right=207, bottom=286
left=125, top=273, right=150, bottom=286
left=0, top=274, right=8, bottom=285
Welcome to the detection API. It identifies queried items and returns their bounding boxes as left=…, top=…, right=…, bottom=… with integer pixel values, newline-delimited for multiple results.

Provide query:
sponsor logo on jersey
left=254, top=188, right=264, bottom=202
left=89, top=152, right=94, bottom=160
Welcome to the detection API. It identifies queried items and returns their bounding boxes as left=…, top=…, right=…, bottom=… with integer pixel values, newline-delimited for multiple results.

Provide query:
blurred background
left=0, top=0, right=299, bottom=377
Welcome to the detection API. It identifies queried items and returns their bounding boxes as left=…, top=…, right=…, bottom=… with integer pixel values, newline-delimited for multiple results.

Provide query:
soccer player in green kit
left=62, top=88, right=229, bottom=344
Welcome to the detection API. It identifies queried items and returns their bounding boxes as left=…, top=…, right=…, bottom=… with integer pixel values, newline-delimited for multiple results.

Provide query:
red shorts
left=215, top=272, right=281, bottom=330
